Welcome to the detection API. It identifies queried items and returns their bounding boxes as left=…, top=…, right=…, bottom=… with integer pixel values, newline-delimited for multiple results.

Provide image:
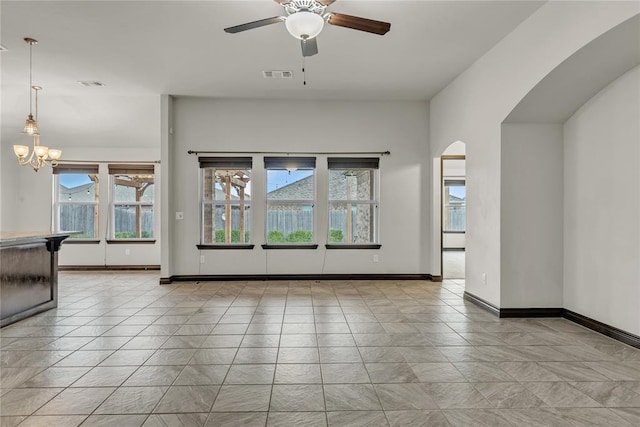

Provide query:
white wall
left=166, top=98, right=431, bottom=277
left=430, top=1, right=639, bottom=306
left=160, top=95, right=174, bottom=278
left=501, top=123, right=564, bottom=308
left=564, top=66, right=640, bottom=335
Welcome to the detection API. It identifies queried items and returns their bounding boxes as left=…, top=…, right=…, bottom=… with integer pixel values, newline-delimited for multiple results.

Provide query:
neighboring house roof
left=267, top=171, right=371, bottom=200
left=267, top=175, right=314, bottom=200
left=60, top=183, right=96, bottom=202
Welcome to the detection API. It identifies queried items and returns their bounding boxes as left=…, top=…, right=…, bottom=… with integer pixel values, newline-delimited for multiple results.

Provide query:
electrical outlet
left=176, top=212, right=184, bottom=220
left=125, top=248, right=130, bottom=256
left=372, top=254, right=379, bottom=263
left=200, top=255, right=205, bottom=264
left=482, top=273, right=487, bottom=285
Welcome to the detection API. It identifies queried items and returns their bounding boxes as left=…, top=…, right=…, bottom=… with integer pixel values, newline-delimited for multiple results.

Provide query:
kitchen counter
left=0, top=231, right=73, bottom=327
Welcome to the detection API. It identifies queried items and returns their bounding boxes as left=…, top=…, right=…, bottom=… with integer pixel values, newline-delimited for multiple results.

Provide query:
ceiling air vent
left=78, top=80, right=105, bottom=87
left=262, top=70, right=293, bottom=79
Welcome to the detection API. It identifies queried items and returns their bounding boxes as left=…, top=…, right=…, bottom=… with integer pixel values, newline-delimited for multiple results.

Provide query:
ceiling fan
left=224, top=0, right=391, bottom=57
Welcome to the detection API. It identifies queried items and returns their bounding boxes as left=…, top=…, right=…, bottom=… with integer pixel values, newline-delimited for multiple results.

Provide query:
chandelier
left=13, top=38, right=62, bottom=172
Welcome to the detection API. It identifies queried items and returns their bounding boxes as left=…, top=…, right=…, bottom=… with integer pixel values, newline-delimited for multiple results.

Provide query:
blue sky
left=59, top=174, right=92, bottom=188
left=267, top=170, right=313, bottom=192
left=449, top=186, right=466, bottom=199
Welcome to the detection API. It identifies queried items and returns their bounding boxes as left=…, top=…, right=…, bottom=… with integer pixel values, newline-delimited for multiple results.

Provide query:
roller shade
left=199, top=157, right=252, bottom=169
left=264, top=157, right=316, bottom=169
left=53, top=164, right=99, bottom=175
left=108, top=164, right=155, bottom=175
left=328, top=157, right=379, bottom=169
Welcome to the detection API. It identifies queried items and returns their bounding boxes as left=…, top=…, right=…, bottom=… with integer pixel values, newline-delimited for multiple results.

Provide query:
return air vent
left=262, top=70, right=293, bottom=79
left=78, top=80, right=105, bottom=87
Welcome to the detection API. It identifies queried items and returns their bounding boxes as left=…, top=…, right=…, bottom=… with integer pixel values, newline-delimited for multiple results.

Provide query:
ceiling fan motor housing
left=284, top=0, right=327, bottom=16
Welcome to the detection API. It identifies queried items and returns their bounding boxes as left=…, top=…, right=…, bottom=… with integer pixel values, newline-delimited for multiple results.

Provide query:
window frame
left=198, top=157, right=254, bottom=249
left=326, top=157, right=381, bottom=249
left=53, top=164, right=100, bottom=242
left=443, top=178, right=466, bottom=233
left=108, top=164, right=156, bottom=243
left=263, top=157, right=317, bottom=249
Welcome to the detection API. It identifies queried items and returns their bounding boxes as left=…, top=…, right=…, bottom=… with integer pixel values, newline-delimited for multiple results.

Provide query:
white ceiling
left=1, top=0, right=544, bottom=144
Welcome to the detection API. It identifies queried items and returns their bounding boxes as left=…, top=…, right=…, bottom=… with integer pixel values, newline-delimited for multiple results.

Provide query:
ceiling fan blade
left=327, top=13, right=390, bottom=35
left=318, top=0, right=337, bottom=5
left=224, top=16, right=286, bottom=34
left=301, top=37, right=319, bottom=57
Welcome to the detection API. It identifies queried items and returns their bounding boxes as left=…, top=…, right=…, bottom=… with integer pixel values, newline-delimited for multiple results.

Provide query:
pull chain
left=302, top=56, right=307, bottom=86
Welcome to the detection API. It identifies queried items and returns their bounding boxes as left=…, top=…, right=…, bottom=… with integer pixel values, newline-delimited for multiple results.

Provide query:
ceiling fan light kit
left=224, top=0, right=390, bottom=57
left=285, top=11, right=324, bottom=40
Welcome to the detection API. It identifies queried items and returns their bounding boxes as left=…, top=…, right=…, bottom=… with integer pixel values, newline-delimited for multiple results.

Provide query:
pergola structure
left=203, top=169, right=250, bottom=243
left=114, top=175, right=153, bottom=238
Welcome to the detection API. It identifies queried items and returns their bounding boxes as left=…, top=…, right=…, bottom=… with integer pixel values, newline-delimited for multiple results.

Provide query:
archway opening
left=440, top=142, right=466, bottom=281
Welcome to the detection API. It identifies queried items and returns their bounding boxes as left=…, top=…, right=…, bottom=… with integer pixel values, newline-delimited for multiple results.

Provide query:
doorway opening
left=441, top=154, right=466, bottom=279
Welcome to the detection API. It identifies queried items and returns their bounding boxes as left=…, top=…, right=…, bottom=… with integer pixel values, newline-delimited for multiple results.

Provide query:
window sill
left=197, top=244, right=255, bottom=250
left=261, top=244, right=319, bottom=250
left=107, top=239, right=157, bottom=244
left=63, top=239, right=100, bottom=245
left=325, top=244, right=382, bottom=250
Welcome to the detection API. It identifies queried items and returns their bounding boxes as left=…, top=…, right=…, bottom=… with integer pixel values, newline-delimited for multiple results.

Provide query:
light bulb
left=13, top=145, right=29, bottom=158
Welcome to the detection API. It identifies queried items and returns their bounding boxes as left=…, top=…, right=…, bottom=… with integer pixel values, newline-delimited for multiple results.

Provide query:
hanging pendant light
left=22, top=38, right=39, bottom=135
left=13, top=38, right=62, bottom=172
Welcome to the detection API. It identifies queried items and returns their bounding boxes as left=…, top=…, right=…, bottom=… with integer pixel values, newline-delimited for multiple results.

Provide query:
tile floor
left=442, top=251, right=465, bottom=280
left=1, top=272, right=640, bottom=426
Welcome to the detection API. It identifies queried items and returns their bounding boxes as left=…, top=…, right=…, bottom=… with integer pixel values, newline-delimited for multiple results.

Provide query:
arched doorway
left=440, top=142, right=466, bottom=280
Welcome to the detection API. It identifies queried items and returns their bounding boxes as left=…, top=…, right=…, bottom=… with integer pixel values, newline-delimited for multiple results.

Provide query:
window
left=109, top=165, right=155, bottom=241
left=265, top=157, right=316, bottom=245
left=327, top=158, right=379, bottom=245
left=199, top=157, right=252, bottom=245
left=443, top=179, right=466, bottom=231
left=54, top=164, right=100, bottom=240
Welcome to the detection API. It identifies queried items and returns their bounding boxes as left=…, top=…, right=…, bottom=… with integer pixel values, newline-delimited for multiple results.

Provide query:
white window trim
left=327, top=167, right=380, bottom=245
left=265, top=168, right=316, bottom=245
left=109, top=174, right=156, bottom=241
